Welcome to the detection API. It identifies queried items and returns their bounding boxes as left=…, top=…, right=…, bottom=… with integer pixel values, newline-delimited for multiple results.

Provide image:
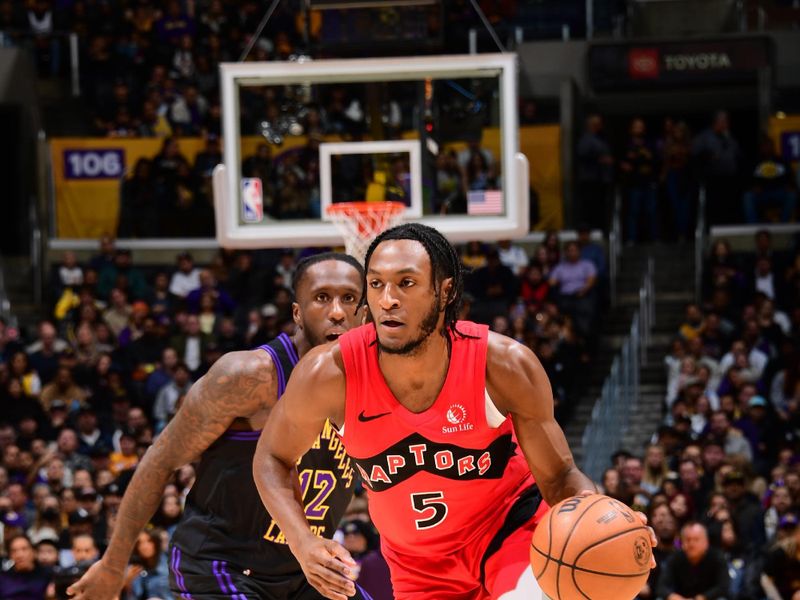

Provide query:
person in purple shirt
left=184, top=269, right=235, bottom=315
left=548, top=241, right=598, bottom=337
left=0, top=534, right=51, bottom=599
left=341, top=519, right=394, bottom=600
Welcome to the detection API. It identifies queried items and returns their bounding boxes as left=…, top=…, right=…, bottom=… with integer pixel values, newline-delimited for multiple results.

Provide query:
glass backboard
left=213, top=53, right=529, bottom=248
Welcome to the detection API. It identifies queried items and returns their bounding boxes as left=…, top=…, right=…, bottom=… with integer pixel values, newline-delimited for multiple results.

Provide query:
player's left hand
left=634, top=511, right=657, bottom=569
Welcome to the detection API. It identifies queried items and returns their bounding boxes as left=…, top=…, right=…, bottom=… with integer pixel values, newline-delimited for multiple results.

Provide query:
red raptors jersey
left=338, top=321, right=532, bottom=555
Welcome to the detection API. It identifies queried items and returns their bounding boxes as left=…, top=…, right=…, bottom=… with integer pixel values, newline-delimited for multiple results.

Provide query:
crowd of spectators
left=0, top=229, right=607, bottom=598
left=577, top=112, right=799, bottom=238
left=598, top=229, right=800, bottom=599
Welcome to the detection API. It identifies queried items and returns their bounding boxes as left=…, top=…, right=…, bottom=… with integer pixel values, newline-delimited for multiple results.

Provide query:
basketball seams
left=572, top=525, right=651, bottom=567
left=531, top=544, right=650, bottom=578
left=554, top=496, right=606, bottom=600
left=531, top=496, right=651, bottom=599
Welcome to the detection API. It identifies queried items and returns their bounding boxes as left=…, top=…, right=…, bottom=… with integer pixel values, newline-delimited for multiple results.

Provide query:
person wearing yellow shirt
left=109, top=432, right=139, bottom=476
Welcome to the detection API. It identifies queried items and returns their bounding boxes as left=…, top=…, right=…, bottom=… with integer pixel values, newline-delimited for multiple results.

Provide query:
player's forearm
left=102, top=450, right=175, bottom=570
left=543, top=465, right=597, bottom=505
left=253, top=451, right=313, bottom=552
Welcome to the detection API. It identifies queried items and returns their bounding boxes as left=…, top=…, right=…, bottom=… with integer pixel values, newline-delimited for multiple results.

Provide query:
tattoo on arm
left=103, top=351, right=275, bottom=569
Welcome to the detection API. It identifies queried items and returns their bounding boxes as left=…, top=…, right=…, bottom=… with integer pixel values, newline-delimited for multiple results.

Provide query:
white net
left=327, top=202, right=406, bottom=264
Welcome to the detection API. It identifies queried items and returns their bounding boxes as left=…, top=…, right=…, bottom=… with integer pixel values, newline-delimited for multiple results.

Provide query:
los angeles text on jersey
left=263, top=420, right=353, bottom=545
left=352, top=432, right=517, bottom=492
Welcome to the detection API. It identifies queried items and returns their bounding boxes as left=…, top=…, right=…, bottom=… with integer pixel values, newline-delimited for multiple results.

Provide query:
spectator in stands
left=69, top=532, right=99, bottom=567
left=743, top=135, right=797, bottom=224
left=576, top=114, right=614, bottom=232
left=577, top=223, right=607, bottom=280
left=621, top=455, right=650, bottom=511
left=124, top=529, right=173, bottom=600
left=340, top=519, right=394, bottom=600
left=708, top=410, right=754, bottom=463
left=156, top=0, right=195, bottom=45
left=705, top=239, right=744, bottom=303
left=109, top=431, right=139, bottom=476
left=434, top=150, right=466, bottom=214
left=461, top=241, right=488, bottom=270
left=719, top=339, right=769, bottom=388
left=118, top=158, right=159, bottom=239
left=185, top=269, right=235, bottom=315
left=692, top=110, right=743, bottom=225
left=58, top=251, right=83, bottom=291
left=39, top=366, right=86, bottom=413
left=98, top=249, right=148, bottom=301
left=56, top=429, right=91, bottom=476
left=497, top=239, right=529, bottom=277
left=721, top=470, right=767, bottom=552
left=170, top=314, right=211, bottom=376
left=467, top=248, right=518, bottom=325
left=26, top=0, right=60, bottom=77
left=548, top=241, right=597, bottom=338
left=520, top=263, right=550, bottom=313
left=621, top=117, right=659, bottom=243
left=74, top=406, right=106, bottom=453
left=661, top=120, right=693, bottom=241
left=656, top=521, right=730, bottom=600
left=169, top=252, right=201, bottom=299
left=641, top=444, right=675, bottom=496
left=764, top=484, right=796, bottom=542
left=760, top=513, right=800, bottom=600
left=102, top=288, right=132, bottom=340
left=26, top=321, right=66, bottom=386
left=639, top=502, right=678, bottom=600
left=153, top=362, right=192, bottom=432
left=88, top=237, right=116, bottom=273
left=0, top=534, right=51, bottom=598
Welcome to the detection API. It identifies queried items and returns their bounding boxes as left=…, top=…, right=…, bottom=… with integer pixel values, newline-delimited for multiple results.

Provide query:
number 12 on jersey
left=411, top=491, right=448, bottom=530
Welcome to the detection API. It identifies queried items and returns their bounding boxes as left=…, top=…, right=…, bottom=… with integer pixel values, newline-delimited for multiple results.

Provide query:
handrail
left=0, top=30, right=81, bottom=97
left=581, top=256, right=654, bottom=482
left=609, top=187, right=622, bottom=307
left=694, top=186, right=707, bottom=305
left=30, top=201, right=43, bottom=308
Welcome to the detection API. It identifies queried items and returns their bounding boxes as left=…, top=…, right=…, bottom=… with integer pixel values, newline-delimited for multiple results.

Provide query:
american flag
left=467, top=189, right=503, bottom=215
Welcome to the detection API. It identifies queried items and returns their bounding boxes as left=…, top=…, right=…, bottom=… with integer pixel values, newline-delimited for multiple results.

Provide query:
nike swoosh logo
left=358, top=410, right=392, bottom=422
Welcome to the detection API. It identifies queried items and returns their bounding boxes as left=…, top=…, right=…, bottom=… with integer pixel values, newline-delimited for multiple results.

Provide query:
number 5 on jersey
left=411, top=492, right=448, bottom=530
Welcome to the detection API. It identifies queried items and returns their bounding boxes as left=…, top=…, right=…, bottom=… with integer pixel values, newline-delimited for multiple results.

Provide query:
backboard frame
left=319, top=139, right=424, bottom=219
left=214, top=53, right=528, bottom=249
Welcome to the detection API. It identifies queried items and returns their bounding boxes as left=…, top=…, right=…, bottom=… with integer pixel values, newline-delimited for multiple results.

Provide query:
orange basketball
left=530, top=494, right=652, bottom=600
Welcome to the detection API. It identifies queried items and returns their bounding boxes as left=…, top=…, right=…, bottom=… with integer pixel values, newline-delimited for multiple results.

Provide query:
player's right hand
left=294, top=536, right=358, bottom=600
left=66, top=559, right=125, bottom=600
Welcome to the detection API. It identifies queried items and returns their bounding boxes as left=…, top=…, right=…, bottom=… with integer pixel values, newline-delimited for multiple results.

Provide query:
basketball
left=530, top=494, right=652, bottom=600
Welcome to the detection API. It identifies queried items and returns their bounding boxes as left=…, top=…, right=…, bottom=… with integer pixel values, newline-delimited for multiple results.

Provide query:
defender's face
left=366, top=240, right=447, bottom=356
left=294, top=260, right=363, bottom=348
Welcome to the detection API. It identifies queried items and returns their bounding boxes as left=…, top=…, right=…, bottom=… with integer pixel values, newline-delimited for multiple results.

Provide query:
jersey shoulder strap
left=257, top=333, right=300, bottom=397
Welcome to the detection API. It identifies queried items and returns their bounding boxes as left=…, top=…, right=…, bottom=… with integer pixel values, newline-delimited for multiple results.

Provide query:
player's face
left=367, top=240, right=450, bottom=356
left=293, top=260, right=363, bottom=348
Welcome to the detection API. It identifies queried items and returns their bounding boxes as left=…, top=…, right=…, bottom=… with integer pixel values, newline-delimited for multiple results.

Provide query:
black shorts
left=168, top=544, right=374, bottom=600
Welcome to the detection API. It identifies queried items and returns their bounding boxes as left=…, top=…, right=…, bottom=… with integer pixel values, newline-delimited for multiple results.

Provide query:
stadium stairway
left=566, top=242, right=695, bottom=465
left=2, top=256, right=43, bottom=335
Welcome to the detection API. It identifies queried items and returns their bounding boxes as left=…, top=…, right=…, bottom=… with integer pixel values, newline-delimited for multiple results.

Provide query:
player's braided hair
left=360, top=223, right=472, bottom=340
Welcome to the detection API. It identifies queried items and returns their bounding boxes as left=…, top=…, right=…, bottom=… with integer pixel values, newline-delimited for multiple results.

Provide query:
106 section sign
left=64, top=149, right=125, bottom=179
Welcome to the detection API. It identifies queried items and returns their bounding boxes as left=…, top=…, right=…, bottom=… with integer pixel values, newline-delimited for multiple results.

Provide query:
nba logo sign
left=241, top=178, right=263, bottom=223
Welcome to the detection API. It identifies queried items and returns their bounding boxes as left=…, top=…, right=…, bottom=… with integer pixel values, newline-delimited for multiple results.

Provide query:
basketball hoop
left=326, top=201, right=405, bottom=263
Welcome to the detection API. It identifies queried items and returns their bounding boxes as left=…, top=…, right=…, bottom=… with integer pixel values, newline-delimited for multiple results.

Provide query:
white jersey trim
left=485, top=389, right=506, bottom=428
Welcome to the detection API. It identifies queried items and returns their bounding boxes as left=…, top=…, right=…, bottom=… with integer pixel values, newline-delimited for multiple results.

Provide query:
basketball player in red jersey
left=254, top=223, right=654, bottom=600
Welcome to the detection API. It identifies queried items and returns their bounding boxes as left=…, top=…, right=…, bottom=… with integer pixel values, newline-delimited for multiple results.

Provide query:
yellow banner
left=51, top=127, right=562, bottom=239
left=768, top=114, right=800, bottom=168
